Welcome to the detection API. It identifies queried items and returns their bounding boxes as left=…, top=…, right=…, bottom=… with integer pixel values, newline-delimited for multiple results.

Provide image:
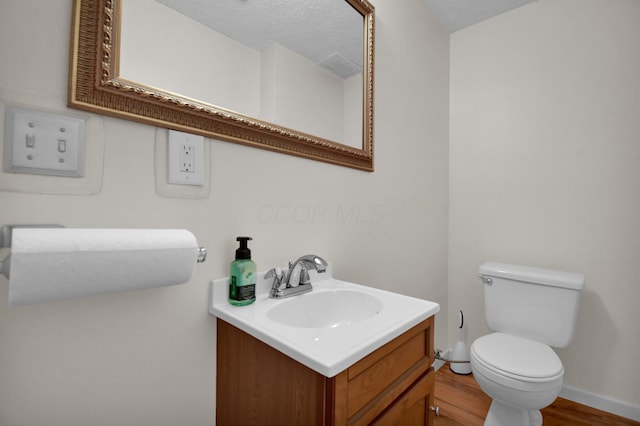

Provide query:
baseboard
left=561, top=384, right=640, bottom=422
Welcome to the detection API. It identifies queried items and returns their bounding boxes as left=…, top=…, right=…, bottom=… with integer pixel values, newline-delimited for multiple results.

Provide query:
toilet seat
left=471, top=332, right=564, bottom=385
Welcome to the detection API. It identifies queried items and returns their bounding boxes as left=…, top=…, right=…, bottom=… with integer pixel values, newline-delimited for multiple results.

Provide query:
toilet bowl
left=470, top=332, right=564, bottom=426
left=473, top=262, right=585, bottom=426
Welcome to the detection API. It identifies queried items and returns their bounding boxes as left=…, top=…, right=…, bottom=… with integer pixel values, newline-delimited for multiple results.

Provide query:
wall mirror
left=69, top=0, right=375, bottom=171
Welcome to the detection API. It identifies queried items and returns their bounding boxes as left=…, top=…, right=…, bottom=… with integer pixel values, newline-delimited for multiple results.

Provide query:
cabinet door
left=370, top=371, right=434, bottom=426
left=216, top=319, right=329, bottom=426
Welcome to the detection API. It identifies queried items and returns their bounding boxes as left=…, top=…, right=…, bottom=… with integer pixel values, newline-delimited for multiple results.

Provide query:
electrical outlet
left=180, top=143, right=194, bottom=172
left=168, top=130, right=205, bottom=186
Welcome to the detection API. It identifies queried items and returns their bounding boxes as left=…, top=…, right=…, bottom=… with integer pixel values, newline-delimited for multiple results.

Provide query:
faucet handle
left=265, top=267, right=284, bottom=278
left=267, top=267, right=287, bottom=297
left=266, top=267, right=284, bottom=281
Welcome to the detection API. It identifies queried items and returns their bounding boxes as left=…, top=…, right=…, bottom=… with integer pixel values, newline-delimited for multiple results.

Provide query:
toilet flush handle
left=479, top=275, right=493, bottom=285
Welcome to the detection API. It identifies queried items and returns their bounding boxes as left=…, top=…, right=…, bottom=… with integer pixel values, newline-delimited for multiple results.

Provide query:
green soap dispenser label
left=229, top=274, right=255, bottom=302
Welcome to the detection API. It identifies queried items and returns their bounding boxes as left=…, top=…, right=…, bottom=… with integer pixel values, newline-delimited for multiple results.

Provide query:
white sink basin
left=209, top=265, right=440, bottom=377
left=266, top=289, right=383, bottom=328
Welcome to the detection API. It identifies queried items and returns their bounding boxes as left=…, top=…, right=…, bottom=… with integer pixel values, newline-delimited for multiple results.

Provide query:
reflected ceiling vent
left=318, top=53, right=362, bottom=79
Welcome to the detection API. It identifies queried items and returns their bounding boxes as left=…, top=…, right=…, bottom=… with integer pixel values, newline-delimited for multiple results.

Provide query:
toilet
left=471, top=262, right=585, bottom=426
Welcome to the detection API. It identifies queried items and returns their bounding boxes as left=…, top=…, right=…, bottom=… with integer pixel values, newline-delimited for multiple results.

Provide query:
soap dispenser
left=228, top=236, right=256, bottom=306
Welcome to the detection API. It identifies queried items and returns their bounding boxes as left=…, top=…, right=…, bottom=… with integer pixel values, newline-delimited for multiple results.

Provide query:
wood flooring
left=433, top=366, right=639, bottom=426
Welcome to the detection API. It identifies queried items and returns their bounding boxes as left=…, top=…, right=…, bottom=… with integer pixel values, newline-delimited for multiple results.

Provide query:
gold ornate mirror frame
left=68, top=0, right=375, bottom=171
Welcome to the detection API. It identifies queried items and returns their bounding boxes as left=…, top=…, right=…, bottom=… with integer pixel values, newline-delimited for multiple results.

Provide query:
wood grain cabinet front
left=216, top=316, right=435, bottom=426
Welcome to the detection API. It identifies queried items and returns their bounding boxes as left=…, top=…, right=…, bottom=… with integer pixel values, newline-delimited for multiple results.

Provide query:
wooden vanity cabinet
left=216, top=316, right=435, bottom=426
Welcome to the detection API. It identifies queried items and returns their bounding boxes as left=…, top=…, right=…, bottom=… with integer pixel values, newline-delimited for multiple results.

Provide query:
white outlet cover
left=154, top=128, right=210, bottom=199
left=167, top=129, right=205, bottom=186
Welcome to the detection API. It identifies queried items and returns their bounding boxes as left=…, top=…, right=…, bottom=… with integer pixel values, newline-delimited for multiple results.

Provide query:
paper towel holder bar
left=1, top=224, right=65, bottom=248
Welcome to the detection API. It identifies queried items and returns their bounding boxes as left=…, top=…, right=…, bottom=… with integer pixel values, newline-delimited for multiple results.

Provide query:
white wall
left=121, top=0, right=262, bottom=117
left=260, top=42, right=347, bottom=143
left=450, top=0, right=640, bottom=410
left=0, top=0, right=449, bottom=425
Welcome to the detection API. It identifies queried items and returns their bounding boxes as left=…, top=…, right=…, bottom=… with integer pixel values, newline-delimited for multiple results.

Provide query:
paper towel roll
left=7, top=228, right=199, bottom=306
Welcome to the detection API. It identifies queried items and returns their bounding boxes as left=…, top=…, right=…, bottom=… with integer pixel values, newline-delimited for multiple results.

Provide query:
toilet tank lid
left=479, top=262, right=585, bottom=290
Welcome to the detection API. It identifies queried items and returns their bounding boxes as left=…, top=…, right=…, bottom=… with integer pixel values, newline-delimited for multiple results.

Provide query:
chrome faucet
left=267, top=255, right=328, bottom=299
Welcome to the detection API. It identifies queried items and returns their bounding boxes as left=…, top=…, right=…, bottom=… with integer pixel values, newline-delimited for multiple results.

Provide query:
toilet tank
left=479, top=262, right=585, bottom=348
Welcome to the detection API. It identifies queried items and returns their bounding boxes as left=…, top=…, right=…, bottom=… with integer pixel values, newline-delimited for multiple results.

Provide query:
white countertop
left=209, top=266, right=440, bottom=377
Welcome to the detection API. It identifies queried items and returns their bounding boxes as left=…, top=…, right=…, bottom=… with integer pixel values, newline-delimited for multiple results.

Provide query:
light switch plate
left=3, top=107, right=85, bottom=177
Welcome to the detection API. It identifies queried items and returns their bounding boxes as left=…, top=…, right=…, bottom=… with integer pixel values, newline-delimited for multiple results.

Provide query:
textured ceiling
left=423, top=0, right=537, bottom=32
left=154, top=0, right=364, bottom=79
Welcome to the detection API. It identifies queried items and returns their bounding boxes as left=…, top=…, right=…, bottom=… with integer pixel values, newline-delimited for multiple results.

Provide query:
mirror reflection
left=69, top=0, right=374, bottom=170
left=120, top=0, right=364, bottom=148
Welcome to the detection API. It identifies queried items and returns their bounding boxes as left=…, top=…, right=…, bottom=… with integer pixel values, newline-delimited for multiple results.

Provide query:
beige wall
left=0, top=0, right=449, bottom=425
left=121, top=0, right=262, bottom=117
left=450, top=0, right=640, bottom=409
left=259, top=42, right=348, bottom=144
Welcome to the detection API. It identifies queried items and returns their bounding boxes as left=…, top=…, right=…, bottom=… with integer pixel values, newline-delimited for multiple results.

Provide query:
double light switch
left=3, top=107, right=85, bottom=177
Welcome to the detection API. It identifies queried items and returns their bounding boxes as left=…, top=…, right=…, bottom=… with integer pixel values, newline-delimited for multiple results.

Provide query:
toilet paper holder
left=0, top=224, right=207, bottom=279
